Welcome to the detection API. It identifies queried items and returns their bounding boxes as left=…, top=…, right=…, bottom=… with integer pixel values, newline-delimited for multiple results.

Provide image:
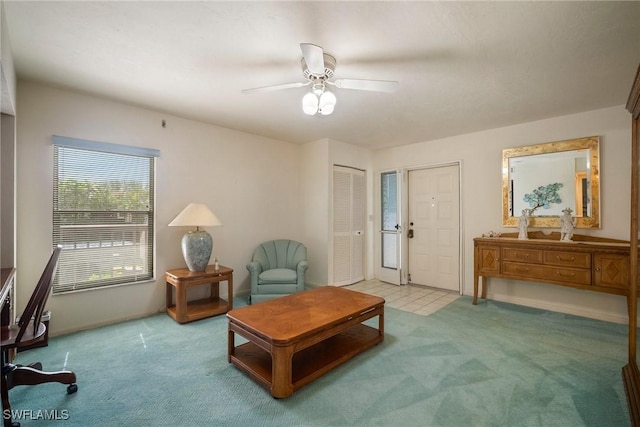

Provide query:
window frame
left=52, top=136, right=159, bottom=294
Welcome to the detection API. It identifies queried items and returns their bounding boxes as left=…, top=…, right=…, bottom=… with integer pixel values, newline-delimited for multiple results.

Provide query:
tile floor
left=346, top=279, right=460, bottom=316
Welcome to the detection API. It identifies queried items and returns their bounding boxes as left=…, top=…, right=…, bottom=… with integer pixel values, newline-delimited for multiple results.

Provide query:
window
left=52, top=136, right=159, bottom=294
left=381, top=171, right=399, bottom=269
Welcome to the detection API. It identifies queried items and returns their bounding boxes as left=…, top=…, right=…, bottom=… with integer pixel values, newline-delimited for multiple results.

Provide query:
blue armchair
left=247, top=239, right=308, bottom=304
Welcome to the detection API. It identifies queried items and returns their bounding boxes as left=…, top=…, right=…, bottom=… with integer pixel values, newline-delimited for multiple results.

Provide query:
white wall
left=374, top=105, right=631, bottom=323
left=0, top=1, right=16, bottom=115
left=16, top=80, right=303, bottom=335
left=1, top=113, right=15, bottom=267
left=15, top=79, right=633, bottom=334
left=300, top=139, right=330, bottom=286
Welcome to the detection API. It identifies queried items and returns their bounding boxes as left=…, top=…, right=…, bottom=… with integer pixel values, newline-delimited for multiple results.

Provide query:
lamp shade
left=169, top=203, right=221, bottom=272
left=168, top=203, right=222, bottom=227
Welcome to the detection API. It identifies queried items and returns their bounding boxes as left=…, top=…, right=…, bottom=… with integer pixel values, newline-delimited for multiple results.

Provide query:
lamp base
left=181, top=230, right=212, bottom=272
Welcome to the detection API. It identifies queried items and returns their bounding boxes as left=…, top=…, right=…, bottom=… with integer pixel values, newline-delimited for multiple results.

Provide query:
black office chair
left=1, top=246, right=77, bottom=427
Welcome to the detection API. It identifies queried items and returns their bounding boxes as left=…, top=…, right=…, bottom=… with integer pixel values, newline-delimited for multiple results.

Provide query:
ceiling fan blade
left=300, top=43, right=326, bottom=76
left=242, top=81, right=309, bottom=94
left=333, top=79, right=399, bottom=93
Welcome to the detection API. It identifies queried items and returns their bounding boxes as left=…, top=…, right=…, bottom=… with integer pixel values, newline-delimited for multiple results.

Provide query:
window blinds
left=52, top=136, right=158, bottom=293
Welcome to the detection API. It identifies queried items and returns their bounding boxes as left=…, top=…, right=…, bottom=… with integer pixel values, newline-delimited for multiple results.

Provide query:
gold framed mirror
left=502, top=136, right=600, bottom=228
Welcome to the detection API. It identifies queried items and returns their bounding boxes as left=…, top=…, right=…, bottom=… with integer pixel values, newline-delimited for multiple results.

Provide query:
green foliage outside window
left=57, top=179, right=150, bottom=225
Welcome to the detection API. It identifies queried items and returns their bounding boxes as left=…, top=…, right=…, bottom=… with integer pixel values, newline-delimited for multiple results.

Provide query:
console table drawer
left=477, top=245, right=500, bottom=274
left=502, top=248, right=543, bottom=263
left=594, top=253, right=630, bottom=290
left=503, top=262, right=591, bottom=285
left=544, top=251, right=591, bottom=268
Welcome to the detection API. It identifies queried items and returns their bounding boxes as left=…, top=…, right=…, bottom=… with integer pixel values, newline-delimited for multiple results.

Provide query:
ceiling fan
left=242, top=43, right=399, bottom=116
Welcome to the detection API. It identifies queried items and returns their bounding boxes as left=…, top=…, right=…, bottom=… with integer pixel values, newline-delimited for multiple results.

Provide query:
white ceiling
left=3, top=1, right=640, bottom=150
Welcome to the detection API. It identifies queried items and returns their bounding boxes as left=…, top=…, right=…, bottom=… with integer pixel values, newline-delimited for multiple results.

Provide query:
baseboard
left=484, top=294, right=629, bottom=325
left=235, top=289, right=250, bottom=298
left=48, top=307, right=170, bottom=337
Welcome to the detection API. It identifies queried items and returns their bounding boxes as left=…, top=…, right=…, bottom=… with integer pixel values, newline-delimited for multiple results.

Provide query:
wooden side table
left=165, top=265, right=233, bottom=323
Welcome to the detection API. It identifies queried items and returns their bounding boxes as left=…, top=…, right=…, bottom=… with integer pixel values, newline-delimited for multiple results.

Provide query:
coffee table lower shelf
left=229, top=323, right=382, bottom=396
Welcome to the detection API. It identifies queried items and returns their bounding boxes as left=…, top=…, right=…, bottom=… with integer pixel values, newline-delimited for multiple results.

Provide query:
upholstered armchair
left=247, top=239, right=308, bottom=304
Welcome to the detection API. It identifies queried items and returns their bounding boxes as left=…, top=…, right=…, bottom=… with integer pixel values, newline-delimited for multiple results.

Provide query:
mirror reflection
left=502, top=136, right=600, bottom=229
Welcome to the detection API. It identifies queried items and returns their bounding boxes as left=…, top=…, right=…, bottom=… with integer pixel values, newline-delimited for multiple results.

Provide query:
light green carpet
left=7, top=296, right=631, bottom=426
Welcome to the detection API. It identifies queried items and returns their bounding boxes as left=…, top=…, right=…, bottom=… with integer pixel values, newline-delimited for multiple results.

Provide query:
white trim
left=52, top=135, right=160, bottom=158
left=485, top=294, right=629, bottom=325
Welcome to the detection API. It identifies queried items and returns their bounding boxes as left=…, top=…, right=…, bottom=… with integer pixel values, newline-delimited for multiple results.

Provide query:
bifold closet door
left=333, top=166, right=365, bottom=286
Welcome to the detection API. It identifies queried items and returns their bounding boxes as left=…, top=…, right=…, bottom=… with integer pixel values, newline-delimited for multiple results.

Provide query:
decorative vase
left=181, top=230, right=212, bottom=271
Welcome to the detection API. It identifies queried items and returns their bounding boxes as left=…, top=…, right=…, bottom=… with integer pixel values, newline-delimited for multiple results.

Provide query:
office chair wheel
left=67, top=383, right=78, bottom=394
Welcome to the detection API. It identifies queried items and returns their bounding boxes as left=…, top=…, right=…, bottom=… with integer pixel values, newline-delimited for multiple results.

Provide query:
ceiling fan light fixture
left=243, top=43, right=398, bottom=115
left=319, top=105, right=334, bottom=116
left=302, top=91, right=319, bottom=115
left=311, top=81, right=325, bottom=96
left=318, top=90, right=336, bottom=115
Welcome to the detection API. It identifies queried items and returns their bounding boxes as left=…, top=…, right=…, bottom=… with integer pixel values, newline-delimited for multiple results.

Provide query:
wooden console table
left=165, top=265, right=233, bottom=323
left=474, top=232, right=631, bottom=304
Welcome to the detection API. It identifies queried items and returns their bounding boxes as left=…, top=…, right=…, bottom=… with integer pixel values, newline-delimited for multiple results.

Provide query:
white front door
left=407, top=164, right=460, bottom=291
left=333, top=166, right=365, bottom=286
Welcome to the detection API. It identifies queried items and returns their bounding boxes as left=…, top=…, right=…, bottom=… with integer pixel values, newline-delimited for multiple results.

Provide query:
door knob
left=408, top=229, right=414, bottom=238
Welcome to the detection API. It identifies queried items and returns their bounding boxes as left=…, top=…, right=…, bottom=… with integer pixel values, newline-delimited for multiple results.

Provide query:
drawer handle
left=515, top=267, right=529, bottom=273
left=556, top=271, right=575, bottom=277
left=556, top=255, right=575, bottom=262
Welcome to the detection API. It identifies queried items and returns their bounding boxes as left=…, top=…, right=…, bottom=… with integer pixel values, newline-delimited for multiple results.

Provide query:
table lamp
left=169, top=203, right=222, bottom=271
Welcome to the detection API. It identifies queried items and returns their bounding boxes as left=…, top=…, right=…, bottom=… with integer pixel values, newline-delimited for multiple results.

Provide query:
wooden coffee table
left=227, top=286, right=385, bottom=398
